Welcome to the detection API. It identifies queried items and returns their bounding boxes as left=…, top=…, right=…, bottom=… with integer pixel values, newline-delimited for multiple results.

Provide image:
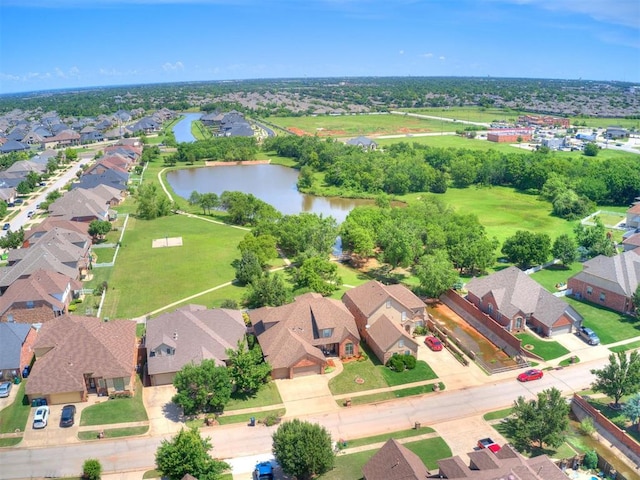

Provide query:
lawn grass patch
left=142, top=470, right=162, bottom=479
left=483, top=407, right=514, bottom=421
left=78, top=426, right=148, bottom=440
left=559, top=356, right=580, bottom=367
left=405, top=437, right=453, bottom=470
left=329, top=355, right=388, bottom=395
left=217, top=408, right=285, bottom=426
left=101, top=214, right=246, bottom=318
left=0, top=381, right=30, bottom=434
left=343, top=426, right=435, bottom=449
left=80, top=378, right=147, bottom=426
left=0, top=437, right=21, bottom=447
left=492, top=420, right=576, bottom=459
left=225, top=381, right=282, bottom=410
left=530, top=263, right=583, bottom=293
left=401, top=106, right=524, bottom=124
left=319, top=450, right=376, bottom=480
left=610, top=340, right=640, bottom=353
left=93, top=247, right=116, bottom=264
left=563, top=297, right=640, bottom=344
left=515, top=333, right=570, bottom=361
left=376, top=134, right=527, bottom=153
left=380, top=360, right=438, bottom=386
left=584, top=396, right=640, bottom=444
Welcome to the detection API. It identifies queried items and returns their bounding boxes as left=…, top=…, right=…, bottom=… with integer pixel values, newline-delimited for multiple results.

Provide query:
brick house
left=251, top=293, right=360, bottom=379
left=342, top=281, right=424, bottom=363
left=0, top=323, right=37, bottom=381
left=362, top=439, right=430, bottom=480
left=26, top=315, right=137, bottom=404
left=466, top=266, right=583, bottom=337
left=568, top=249, right=639, bottom=314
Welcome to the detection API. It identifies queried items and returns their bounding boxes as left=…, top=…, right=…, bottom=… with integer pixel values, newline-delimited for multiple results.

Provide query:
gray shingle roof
left=0, top=323, right=33, bottom=370
left=570, top=250, right=640, bottom=297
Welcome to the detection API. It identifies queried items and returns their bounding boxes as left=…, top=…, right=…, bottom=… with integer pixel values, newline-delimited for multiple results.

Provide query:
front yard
left=515, top=333, right=570, bottom=361
left=80, top=378, right=148, bottom=426
left=563, top=297, right=640, bottom=344
left=0, top=381, right=30, bottom=445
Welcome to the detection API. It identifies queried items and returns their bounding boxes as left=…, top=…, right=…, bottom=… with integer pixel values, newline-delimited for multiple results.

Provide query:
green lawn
left=530, top=263, right=583, bottom=293
left=492, top=419, right=577, bottom=459
left=376, top=134, right=527, bottom=153
left=380, top=361, right=438, bottom=387
left=400, top=106, right=522, bottom=123
left=80, top=378, right=148, bottom=426
left=0, top=381, right=30, bottom=434
left=563, top=297, right=640, bottom=344
left=610, top=340, right=640, bottom=353
left=78, top=426, right=148, bottom=440
left=405, top=437, right=453, bottom=470
left=225, top=381, right=282, bottom=410
left=345, top=383, right=443, bottom=406
left=100, top=214, right=247, bottom=318
left=483, top=407, right=513, bottom=421
left=515, top=333, right=570, bottom=361
left=584, top=395, right=640, bottom=444
left=93, top=247, right=116, bottom=264
left=217, top=408, right=285, bottom=426
left=343, top=426, right=435, bottom=448
left=266, top=113, right=449, bottom=137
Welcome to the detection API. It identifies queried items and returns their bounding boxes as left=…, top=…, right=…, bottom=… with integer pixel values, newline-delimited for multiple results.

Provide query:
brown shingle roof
left=146, top=305, right=246, bottom=376
left=342, top=280, right=424, bottom=317
left=367, top=315, right=417, bottom=351
left=362, top=438, right=430, bottom=480
left=25, top=316, right=136, bottom=396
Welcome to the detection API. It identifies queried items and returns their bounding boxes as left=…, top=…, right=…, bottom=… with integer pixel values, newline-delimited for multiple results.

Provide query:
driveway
left=21, top=402, right=90, bottom=447
left=143, top=385, right=183, bottom=436
left=552, top=332, right=610, bottom=364
left=433, top=416, right=508, bottom=463
left=275, top=375, right=338, bottom=418
left=0, top=381, right=19, bottom=412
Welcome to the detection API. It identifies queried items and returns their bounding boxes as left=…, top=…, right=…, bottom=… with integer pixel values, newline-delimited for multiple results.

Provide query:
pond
left=172, top=113, right=202, bottom=143
left=166, top=163, right=379, bottom=223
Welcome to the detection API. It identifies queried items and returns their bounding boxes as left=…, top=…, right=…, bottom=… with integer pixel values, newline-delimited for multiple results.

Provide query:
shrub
left=68, top=304, right=77, bottom=312
left=403, top=355, right=417, bottom=370
left=387, top=355, right=405, bottom=372
left=82, top=459, right=102, bottom=480
left=413, top=325, right=428, bottom=336
left=583, top=450, right=598, bottom=469
left=262, top=413, right=281, bottom=427
left=579, top=417, right=595, bottom=435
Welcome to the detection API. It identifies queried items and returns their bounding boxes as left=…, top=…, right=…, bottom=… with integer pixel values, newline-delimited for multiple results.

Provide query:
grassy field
left=80, top=378, right=148, bottom=426
left=225, top=381, right=282, bottom=410
left=345, top=383, right=442, bottom=406
left=401, top=106, right=524, bottom=124
left=403, top=186, right=577, bottom=244
left=99, top=214, right=247, bottom=319
left=515, top=333, right=570, bottom=361
left=343, top=426, right=435, bottom=448
left=563, top=297, right=640, bottom=344
left=375, top=133, right=528, bottom=152
left=266, top=113, right=451, bottom=137
left=0, top=381, right=30, bottom=434
left=529, top=263, right=583, bottom=293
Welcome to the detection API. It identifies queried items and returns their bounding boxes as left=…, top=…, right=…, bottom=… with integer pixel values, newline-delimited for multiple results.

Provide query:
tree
left=623, top=393, right=640, bottom=431
left=225, top=339, right=272, bottom=394
left=552, top=234, right=578, bottom=267
left=64, top=148, right=78, bottom=162
left=156, top=427, right=229, bottom=480
left=135, top=183, right=173, bottom=220
left=82, top=459, right=102, bottom=480
left=0, top=227, right=24, bottom=250
left=233, top=250, right=263, bottom=286
left=414, top=249, right=458, bottom=298
left=272, top=419, right=334, bottom=480
left=501, top=230, right=551, bottom=268
left=292, top=254, right=342, bottom=296
left=574, top=218, right=616, bottom=258
left=244, top=272, right=291, bottom=308
left=88, top=220, right=112, bottom=240
left=591, top=351, right=640, bottom=409
left=632, top=285, right=640, bottom=313
left=237, top=233, right=278, bottom=266
left=507, top=387, right=569, bottom=451
left=583, top=142, right=599, bottom=157
left=172, top=360, right=232, bottom=414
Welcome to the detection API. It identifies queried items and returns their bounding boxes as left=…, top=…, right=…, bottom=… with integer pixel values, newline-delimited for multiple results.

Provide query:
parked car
left=60, top=405, right=76, bottom=427
left=2, top=223, right=10, bottom=231
left=577, top=326, right=600, bottom=345
left=0, top=381, right=12, bottom=398
left=477, top=437, right=501, bottom=453
left=33, top=406, right=50, bottom=429
left=517, top=369, right=544, bottom=382
left=424, top=335, right=443, bottom=351
left=14, top=198, right=23, bottom=204
left=27, top=211, right=34, bottom=218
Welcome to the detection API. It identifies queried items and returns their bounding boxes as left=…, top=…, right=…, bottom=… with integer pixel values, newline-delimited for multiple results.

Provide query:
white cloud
left=420, top=53, right=433, bottom=58
left=162, top=61, right=184, bottom=72
left=0, top=73, right=21, bottom=81
left=399, top=50, right=404, bottom=55
left=439, top=56, right=446, bottom=61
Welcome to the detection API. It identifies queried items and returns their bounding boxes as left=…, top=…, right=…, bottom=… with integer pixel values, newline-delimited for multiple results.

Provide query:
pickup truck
left=477, top=437, right=501, bottom=453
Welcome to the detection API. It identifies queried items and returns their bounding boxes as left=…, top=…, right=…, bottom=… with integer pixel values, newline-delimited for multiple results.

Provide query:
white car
left=33, top=406, right=50, bottom=429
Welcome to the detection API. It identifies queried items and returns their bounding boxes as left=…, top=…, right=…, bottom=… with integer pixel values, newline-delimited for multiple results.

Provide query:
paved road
left=0, top=358, right=606, bottom=479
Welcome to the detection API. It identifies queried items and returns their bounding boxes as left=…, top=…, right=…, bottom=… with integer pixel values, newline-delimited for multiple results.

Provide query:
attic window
left=26, top=301, right=35, bottom=309
left=386, top=300, right=391, bottom=308
left=149, top=351, right=155, bottom=357
left=166, top=348, right=174, bottom=355
left=322, top=328, right=333, bottom=338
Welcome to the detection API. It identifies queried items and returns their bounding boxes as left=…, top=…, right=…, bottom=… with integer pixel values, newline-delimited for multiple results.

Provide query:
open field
left=375, top=134, right=528, bottom=152
left=267, top=113, right=451, bottom=137
left=401, top=106, right=525, bottom=124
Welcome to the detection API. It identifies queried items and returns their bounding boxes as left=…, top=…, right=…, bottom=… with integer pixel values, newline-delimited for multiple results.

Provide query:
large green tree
left=574, top=218, right=616, bottom=258
left=156, top=428, right=229, bottom=480
left=591, top=351, right=640, bottom=409
left=292, top=254, right=341, bottom=296
left=501, top=230, right=551, bottom=268
left=0, top=227, right=24, bottom=250
left=172, top=360, right=232, bottom=414
left=244, top=272, right=291, bottom=308
left=623, top=393, right=640, bottom=431
left=88, top=220, right=112, bottom=240
left=233, top=250, right=263, bottom=286
left=552, top=234, right=578, bottom=267
left=225, top=339, right=271, bottom=394
left=632, top=285, right=640, bottom=313
left=413, top=249, right=458, bottom=298
left=272, top=419, right=334, bottom=480
left=507, top=387, right=569, bottom=451
left=135, top=183, right=173, bottom=220
left=238, top=233, right=278, bottom=266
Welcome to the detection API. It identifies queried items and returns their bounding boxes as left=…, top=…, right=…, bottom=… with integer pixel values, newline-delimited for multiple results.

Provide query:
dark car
left=424, top=335, right=443, bottom=351
left=2, top=223, right=10, bottom=231
left=60, top=405, right=76, bottom=427
left=14, top=198, right=23, bottom=204
left=517, top=369, right=544, bottom=382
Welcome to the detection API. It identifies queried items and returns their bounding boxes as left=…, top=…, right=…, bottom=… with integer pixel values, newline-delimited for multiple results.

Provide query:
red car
left=517, top=369, right=544, bottom=382
left=424, top=335, right=443, bottom=351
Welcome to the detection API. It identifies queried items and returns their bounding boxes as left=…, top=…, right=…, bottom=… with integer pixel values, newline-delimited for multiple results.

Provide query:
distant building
left=346, top=136, right=378, bottom=150
left=487, top=128, right=533, bottom=143
left=576, top=132, right=597, bottom=142
left=541, top=137, right=565, bottom=150
left=518, top=114, right=570, bottom=128
left=605, top=127, right=629, bottom=139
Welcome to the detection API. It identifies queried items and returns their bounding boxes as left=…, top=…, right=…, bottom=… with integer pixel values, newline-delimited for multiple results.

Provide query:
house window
left=515, top=317, right=523, bottom=329
left=322, top=328, right=333, bottom=338
left=405, top=350, right=410, bottom=356
left=599, top=292, right=606, bottom=302
left=386, top=300, right=391, bottom=308
left=398, top=339, right=405, bottom=348
left=7, top=314, right=14, bottom=323
left=586, top=286, right=593, bottom=295
left=487, top=304, right=493, bottom=314
left=149, top=351, right=156, bottom=357
left=401, top=311, right=407, bottom=321
left=26, top=301, right=34, bottom=309
left=345, top=343, right=354, bottom=356
left=113, top=378, right=125, bottom=391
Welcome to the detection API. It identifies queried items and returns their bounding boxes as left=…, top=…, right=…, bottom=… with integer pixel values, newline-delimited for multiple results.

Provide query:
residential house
left=436, top=444, right=565, bottom=479
left=48, top=187, right=114, bottom=222
left=41, top=129, right=81, bottom=148
left=25, top=315, right=137, bottom=404
left=346, top=136, right=378, bottom=150
left=568, top=249, right=639, bottom=314
left=145, top=304, right=246, bottom=386
left=0, top=249, right=79, bottom=293
left=626, top=201, right=640, bottom=229
left=0, top=323, right=37, bottom=381
left=465, top=266, right=583, bottom=336
left=0, top=187, right=17, bottom=205
left=342, top=281, right=423, bottom=364
left=0, top=269, right=82, bottom=324
left=24, top=217, right=90, bottom=244
left=0, top=140, right=29, bottom=153
left=251, top=293, right=360, bottom=379
left=73, top=170, right=129, bottom=193
left=361, top=439, right=430, bottom=480
left=622, top=232, right=640, bottom=252
left=4, top=159, right=47, bottom=176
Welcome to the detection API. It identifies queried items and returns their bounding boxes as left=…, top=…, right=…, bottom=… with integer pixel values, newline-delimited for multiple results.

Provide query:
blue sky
left=0, top=0, right=638, bottom=94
